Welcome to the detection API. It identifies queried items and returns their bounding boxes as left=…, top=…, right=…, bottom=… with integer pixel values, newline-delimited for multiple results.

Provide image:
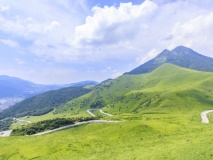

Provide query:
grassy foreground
left=1, top=112, right=213, bottom=160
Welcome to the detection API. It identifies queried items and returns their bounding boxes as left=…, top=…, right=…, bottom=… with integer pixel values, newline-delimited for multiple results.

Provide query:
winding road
left=201, top=110, right=213, bottom=123
left=33, top=109, right=114, bottom=136
left=1, top=109, right=115, bottom=137
left=33, top=120, right=119, bottom=136
left=87, top=109, right=113, bottom=117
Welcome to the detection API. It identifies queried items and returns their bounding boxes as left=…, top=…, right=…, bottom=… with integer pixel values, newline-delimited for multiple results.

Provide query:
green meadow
left=1, top=63, right=213, bottom=159
left=1, top=113, right=213, bottom=160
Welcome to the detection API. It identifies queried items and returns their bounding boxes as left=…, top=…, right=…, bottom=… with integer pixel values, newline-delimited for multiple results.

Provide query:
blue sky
left=0, top=0, right=213, bottom=84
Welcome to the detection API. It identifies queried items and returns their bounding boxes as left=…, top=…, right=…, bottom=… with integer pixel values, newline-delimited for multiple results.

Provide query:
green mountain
left=126, top=46, right=213, bottom=74
left=56, top=63, right=213, bottom=116
left=0, top=86, right=91, bottom=120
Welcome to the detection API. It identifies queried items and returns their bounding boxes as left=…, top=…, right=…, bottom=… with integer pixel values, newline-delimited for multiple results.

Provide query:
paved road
left=87, top=109, right=113, bottom=117
left=87, top=109, right=96, bottom=117
left=0, top=130, right=12, bottom=137
left=33, top=120, right=119, bottom=136
left=99, top=109, right=113, bottom=116
left=201, top=110, right=213, bottom=123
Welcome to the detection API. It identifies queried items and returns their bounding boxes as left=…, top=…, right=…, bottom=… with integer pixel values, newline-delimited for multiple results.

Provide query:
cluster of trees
left=0, top=87, right=91, bottom=120
left=11, top=117, right=98, bottom=136
left=0, top=118, right=13, bottom=131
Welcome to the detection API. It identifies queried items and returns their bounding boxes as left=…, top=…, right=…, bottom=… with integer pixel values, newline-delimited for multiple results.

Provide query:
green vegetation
left=11, top=117, right=98, bottom=136
left=0, top=118, right=13, bottom=131
left=0, top=87, right=91, bottom=120
left=1, top=114, right=213, bottom=159
left=12, top=118, right=74, bottom=136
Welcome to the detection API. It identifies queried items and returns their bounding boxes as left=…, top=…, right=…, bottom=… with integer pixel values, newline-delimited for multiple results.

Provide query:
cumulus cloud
left=74, top=0, right=158, bottom=46
left=0, top=0, right=88, bottom=61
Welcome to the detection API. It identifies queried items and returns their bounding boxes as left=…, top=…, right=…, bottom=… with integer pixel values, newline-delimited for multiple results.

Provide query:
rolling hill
left=54, top=63, right=213, bottom=117
left=126, top=46, right=213, bottom=74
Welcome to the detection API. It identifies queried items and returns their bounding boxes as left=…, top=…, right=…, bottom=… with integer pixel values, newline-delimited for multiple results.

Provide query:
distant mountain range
left=0, top=76, right=98, bottom=111
left=126, top=46, right=213, bottom=74
left=0, top=75, right=98, bottom=99
left=0, top=86, right=91, bottom=119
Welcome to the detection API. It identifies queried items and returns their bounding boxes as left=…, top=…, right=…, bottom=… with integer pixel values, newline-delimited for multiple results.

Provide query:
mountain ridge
left=126, top=46, right=213, bottom=75
left=0, top=75, right=98, bottom=99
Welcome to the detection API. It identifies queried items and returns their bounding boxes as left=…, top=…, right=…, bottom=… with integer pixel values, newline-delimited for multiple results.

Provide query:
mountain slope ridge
left=53, top=63, right=213, bottom=116
left=126, top=46, right=213, bottom=75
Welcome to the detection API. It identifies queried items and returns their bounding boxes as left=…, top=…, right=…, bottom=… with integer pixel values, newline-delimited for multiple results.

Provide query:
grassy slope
left=1, top=117, right=213, bottom=160
left=2, top=63, right=213, bottom=159
left=56, top=63, right=213, bottom=116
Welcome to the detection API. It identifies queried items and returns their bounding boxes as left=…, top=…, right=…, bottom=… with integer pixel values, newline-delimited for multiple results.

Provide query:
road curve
left=86, top=109, right=96, bottom=117
left=33, top=120, right=119, bottom=136
left=99, top=109, right=113, bottom=116
left=201, top=110, right=213, bottom=123
left=87, top=109, right=113, bottom=117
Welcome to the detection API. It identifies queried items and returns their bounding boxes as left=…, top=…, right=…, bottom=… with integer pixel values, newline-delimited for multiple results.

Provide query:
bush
left=11, top=117, right=98, bottom=136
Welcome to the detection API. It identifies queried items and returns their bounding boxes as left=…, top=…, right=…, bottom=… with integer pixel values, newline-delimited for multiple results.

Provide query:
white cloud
left=74, top=0, right=158, bottom=46
left=112, top=70, right=122, bottom=79
left=2, top=0, right=213, bottom=63
left=136, top=48, right=159, bottom=64
left=0, top=39, right=19, bottom=47
left=0, top=0, right=88, bottom=62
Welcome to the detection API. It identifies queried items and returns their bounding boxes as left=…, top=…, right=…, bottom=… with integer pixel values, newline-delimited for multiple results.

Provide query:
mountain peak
left=126, top=46, right=213, bottom=75
left=172, top=45, right=194, bottom=54
left=173, top=45, right=190, bottom=50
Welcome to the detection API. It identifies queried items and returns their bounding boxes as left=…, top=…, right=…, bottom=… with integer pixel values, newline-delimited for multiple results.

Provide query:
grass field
left=1, top=112, right=213, bottom=160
